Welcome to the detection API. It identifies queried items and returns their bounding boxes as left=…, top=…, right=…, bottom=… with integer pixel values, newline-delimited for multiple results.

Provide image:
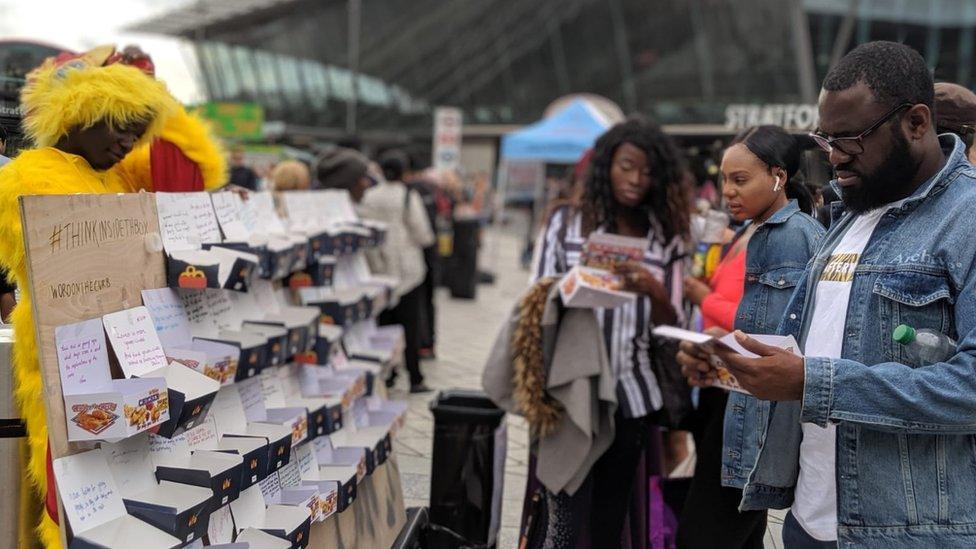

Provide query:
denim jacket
left=742, top=135, right=976, bottom=548
left=721, top=200, right=824, bottom=489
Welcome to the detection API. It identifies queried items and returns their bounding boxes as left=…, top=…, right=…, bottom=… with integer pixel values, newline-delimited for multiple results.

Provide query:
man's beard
left=840, top=131, right=920, bottom=213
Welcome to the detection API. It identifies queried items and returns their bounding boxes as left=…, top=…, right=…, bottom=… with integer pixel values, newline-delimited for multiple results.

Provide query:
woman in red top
left=686, top=231, right=750, bottom=332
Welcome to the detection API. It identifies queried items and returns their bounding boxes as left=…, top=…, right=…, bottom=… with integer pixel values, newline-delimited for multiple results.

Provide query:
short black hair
left=823, top=41, right=933, bottom=109
left=378, top=149, right=408, bottom=181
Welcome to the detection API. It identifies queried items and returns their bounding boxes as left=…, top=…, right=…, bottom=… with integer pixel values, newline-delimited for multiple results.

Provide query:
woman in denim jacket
left=678, top=126, right=824, bottom=548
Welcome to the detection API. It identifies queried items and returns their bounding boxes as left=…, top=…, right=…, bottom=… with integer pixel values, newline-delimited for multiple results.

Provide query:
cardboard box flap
left=214, top=330, right=267, bottom=349
left=167, top=248, right=258, bottom=291
left=73, top=514, right=182, bottom=549
left=235, top=528, right=290, bottom=549
left=243, top=423, right=292, bottom=442
left=216, top=436, right=266, bottom=455
left=241, top=324, right=288, bottom=339
left=128, top=480, right=212, bottom=512
left=262, top=504, right=310, bottom=531
left=145, top=362, right=220, bottom=401
left=316, top=464, right=358, bottom=485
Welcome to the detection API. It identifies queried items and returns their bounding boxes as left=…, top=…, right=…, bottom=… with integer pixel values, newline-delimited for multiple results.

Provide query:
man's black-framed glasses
left=810, top=102, right=913, bottom=156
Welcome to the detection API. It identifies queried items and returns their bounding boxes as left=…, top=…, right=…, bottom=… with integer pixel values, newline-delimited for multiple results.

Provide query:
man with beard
left=677, top=41, right=976, bottom=548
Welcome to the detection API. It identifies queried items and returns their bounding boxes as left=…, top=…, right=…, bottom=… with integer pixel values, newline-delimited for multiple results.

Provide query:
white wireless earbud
left=773, top=176, right=782, bottom=192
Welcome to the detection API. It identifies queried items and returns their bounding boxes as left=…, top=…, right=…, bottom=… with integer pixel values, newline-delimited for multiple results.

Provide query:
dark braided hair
left=576, top=116, right=690, bottom=241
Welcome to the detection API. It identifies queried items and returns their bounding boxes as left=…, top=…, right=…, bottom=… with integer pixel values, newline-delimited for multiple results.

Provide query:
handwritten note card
left=204, top=289, right=239, bottom=332
left=155, top=192, right=223, bottom=252
left=100, top=433, right=157, bottom=498
left=248, top=192, right=287, bottom=235
left=55, top=318, right=112, bottom=393
left=277, top=460, right=302, bottom=489
left=259, top=472, right=282, bottom=505
left=211, top=192, right=256, bottom=242
left=237, top=378, right=267, bottom=423
left=141, top=288, right=193, bottom=349
left=53, top=449, right=127, bottom=533
left=178, top=289, right=219, bottom=338
left=103, top=306, right=170, bottom=378
left=184, top=415, right=220, bottom=451
left=207, top=504, right=235, bottom=544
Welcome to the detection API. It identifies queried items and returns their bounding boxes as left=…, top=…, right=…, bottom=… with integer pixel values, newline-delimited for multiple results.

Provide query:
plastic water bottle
left=892, top=324, right=956, bottom=366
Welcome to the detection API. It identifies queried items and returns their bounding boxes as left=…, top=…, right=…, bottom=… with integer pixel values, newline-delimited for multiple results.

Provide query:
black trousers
left=379, top=284, right=424, bottom=385
left=677, top=389, right=766, bottom=549
left=419, top=246, right=437, bottom=350
left=543, top=412, right=652, bottom=547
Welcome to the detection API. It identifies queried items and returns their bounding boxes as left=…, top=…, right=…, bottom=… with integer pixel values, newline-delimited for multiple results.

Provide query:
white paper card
left=141, top=288, right=194, bottom=349
left=56, top=318, right=112, bottom=393
left=211, top=385, right=248, bottom=434
left=259, top=473, right=282, bottom=505
left=100, top=433, right=157, bottom=499
left=237, top=377, right=267, bottom=423
left=207, top=504, right=235, bottom=544
left=184, top=415, right=221, bottom=451
left=53, top=450, right=128, bottom=533
left=156, top=192, right=223, bottom=252
left=211, top=192, right=255, bottom=242
left=179, top=289, right=217, bottom=338
left=277, top=460, right=302, bottom=489
left=230, top=484, right=267, bottom=531
left=103, top=306, right=170, bottom=378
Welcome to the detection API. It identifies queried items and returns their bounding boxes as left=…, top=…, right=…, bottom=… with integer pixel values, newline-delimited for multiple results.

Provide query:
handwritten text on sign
left=103, top=306, right=169, bottom=378
left=55, top=318, right=112, bottom=393
left=48, top=218, right=150, bottom=255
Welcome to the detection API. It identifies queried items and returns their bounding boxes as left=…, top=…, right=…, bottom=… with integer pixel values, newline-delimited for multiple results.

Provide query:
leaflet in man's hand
left=651, top=326, right=800, bottom=394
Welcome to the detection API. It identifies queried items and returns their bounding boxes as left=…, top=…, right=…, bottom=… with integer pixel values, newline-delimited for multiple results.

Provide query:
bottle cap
left=893, top=324, right=916, bottom=345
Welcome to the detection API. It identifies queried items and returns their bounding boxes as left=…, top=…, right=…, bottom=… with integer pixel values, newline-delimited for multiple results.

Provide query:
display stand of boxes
left=24, top=192, right=407, bottom=549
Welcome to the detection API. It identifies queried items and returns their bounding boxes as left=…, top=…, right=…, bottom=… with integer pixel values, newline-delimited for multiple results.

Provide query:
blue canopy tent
left=500, top=98, right=611, bottom=163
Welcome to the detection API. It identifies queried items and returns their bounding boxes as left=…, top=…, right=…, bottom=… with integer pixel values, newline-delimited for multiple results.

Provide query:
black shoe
left=409, top=383, right=432, bottom=394
left=385, top=371, right=398, bottom=388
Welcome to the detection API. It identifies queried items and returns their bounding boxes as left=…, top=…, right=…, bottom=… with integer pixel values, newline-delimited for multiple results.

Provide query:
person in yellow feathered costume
left=0, top=46, right=226, bottom=548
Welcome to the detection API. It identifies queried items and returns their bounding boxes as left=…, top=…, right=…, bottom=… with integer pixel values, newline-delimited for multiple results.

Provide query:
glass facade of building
left=135, top=0, right=976, bottom=133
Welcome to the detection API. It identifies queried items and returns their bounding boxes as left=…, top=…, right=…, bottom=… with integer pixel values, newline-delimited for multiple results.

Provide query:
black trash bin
left=449, top=217, right=481, bottom=299
left=428, top=390, right=506, bottom=548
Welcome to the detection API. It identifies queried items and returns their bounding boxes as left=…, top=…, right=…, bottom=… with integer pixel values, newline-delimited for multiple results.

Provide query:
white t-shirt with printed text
left=793, top=204, right=897, bottom=541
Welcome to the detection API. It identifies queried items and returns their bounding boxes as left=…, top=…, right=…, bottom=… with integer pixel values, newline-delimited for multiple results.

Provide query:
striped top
left=530, top=207, right=686, bottom=418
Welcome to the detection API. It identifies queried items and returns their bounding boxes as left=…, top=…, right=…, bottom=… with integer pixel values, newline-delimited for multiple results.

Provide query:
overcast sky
left=0, top=0, right=205, bottom=103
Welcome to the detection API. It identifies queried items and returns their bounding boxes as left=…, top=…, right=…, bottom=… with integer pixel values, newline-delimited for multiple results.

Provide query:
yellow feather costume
left=0, top=60, right=177, bottom=548
left=116, top=105, right=228, bottom=192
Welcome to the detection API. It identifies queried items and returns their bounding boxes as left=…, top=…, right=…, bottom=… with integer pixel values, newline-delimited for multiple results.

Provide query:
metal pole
left=829, top=0, right=859, bottom=72
left=789, top=0, right=818, bottom=103
left=346, top=0, right=361, bottom=134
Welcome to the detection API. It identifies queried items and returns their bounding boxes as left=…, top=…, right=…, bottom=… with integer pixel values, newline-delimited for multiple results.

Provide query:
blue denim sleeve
left=801, top=272, right=976, bottom=432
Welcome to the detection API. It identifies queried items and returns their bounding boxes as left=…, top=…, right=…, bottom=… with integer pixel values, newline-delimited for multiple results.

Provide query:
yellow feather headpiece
left=20, top=57, right=178, bottom=148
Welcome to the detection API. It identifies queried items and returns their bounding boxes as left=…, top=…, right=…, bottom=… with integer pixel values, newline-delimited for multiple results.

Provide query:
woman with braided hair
left=527, top=116, right=690, bottom=546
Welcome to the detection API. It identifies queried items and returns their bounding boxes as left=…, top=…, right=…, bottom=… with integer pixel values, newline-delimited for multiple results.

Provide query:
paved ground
left=388, top=222, right=785, bottom=548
